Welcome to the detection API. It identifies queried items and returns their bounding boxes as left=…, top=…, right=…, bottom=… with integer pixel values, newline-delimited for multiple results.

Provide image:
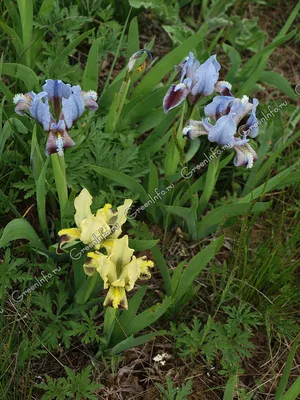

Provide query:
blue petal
left=62, top=86, right=84, bottom=128
left=30, top=92, right=51, bottom=131
left=50, top=119, right=66, bottom=132
left=244, top=98, right=259, bottom=138
left=234, top=143, right=258, bottom=168
left=180, top=52, right=200, bottom=83
left=43, top=79, right=71, bottom=99
left=163, top=84, right=190, bottom=113
left=183, top=119, right=208, bottom=140
left=204, top=96, right=233, bottom=120
left=192, top=55, right=221, bottom=96
left=229, top=97, right=253, bottom=125
left=206, top=115, right=237, bottom=146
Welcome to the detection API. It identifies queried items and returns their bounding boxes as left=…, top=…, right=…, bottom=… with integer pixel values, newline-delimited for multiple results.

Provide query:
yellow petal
left=138, top=258, right=154, bottom=280
left=74, top=188, right=93, bottom=228
left=57, top=228, right=81, bottom=254
left=118, top=256, right=140, bottom=291
left=86, top=251, right=117, bottom=288
left=79, top=215, right=110, bottom=246
left=83, top=251, right=101, bottom=276
left=96, top=203, right=114, bottom=222
left=104, top=286, right=128, bottom=309
left=109, top=235, right=134, bottom=270
left=110, top=199, right=133, bottom=238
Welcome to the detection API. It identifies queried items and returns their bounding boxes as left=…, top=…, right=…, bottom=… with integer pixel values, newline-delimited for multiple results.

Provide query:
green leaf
left=275, top=341, right=299, bottom=400
left=171, top=260, right=185, bottom=294
left=173, top=236, right=224, bottom=303
left=164, top=205, right=197, bottom=239
left=0, top=219, right=45, bottom=250
left=260, top=71, right=297, bottom=100
left=125, top=297, right=172, bottom=336
left=244, top=129, right=300, bottom=195
left=90, top=165, right=149, bottom=204
left=124, top=87, right=166, bottom=124
left=223, top=43, right=241, bottom=82
left=197, top=202, right=272, bottom=239
left=240, top=162, right=299, bottom=203
left=282, top=377, right=300, bottom=400
left=49, top=29, right=94, bottom=77
left=0, top=118, right=27, bottom=157
left=17, top=0, right=33, bottom=66
left=143, top=225, right=173, bottom=296
left=132, top=25, right=207, bottom=98
left=71, top=244, right=87, bottom=293
left=223, top=375, right=237, bottom=400
left=139, top=108, right=179, bottom=156
left=198, top=152, right=219, bottom=216
left=238, top=29, right=296, bottom=96
left=39, top=0, right=55, bottom=17
left=0, top=21, right=23, bottom=55
left=126, top=16, right=139, bottom=62
left=185, top=138, right=201, bottom=163
left=103, top=307, right=116, bottom=346
left=82, top=37, right=102, bottom=91
left=75, top=272, right=100, bottom=305
left=36, top=159, right=50, bottom=243
left=30, top=125, right=44, bottom=181
left=111, top=286, right=147, bottom=343
left=107, top=330, right=168, bottom=356
left=0, top=189, right=21, bottom=218
left=1, top=63, right=38, bottom=91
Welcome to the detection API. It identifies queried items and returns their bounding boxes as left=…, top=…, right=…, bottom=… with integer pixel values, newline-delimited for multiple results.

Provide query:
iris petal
left=229, top=96, right=253, bottom=125
left=74, top=188, right=93, bottom=227
left=192, top=55, right=221, bottom=96
left=57, top=228, right=81, bottom=254
left=43, top=79, right=71, bottom=99
left=234, top=143, right=258, bottom=168
left=109, top=235, right=134, bottom=269
left=183, top=119, right=208, bottom=140
left=204, top=96, right=234, bottom=120
left=244, top=98, right=259, bottom=138
left=104, top=286, right=128, bottom=309
left=62, top=86, right=85, bottom=129
left=30, top=92, right=51, bottom=131
left=206, top=115, right=237, bottom=146
left=163, top=84, right=190, bottom=113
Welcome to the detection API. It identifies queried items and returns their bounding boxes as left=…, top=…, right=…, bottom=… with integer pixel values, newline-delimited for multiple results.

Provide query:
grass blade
left=49, top=29, right=94, bottom=77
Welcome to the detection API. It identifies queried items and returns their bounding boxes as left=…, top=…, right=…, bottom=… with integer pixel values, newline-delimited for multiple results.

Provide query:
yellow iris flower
left=83, top=235, right=154, bottom=309
left=57, top=188, right=132, bottom=253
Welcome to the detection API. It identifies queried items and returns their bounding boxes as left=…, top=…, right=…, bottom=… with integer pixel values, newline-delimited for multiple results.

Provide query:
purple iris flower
left=163, top=52, right=221, bottom=113
left=13, top=79, right=98, bottom=157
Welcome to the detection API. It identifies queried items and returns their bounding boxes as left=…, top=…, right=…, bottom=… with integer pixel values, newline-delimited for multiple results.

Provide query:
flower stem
left=103, top=307, right=116, bottom=347
left=51, top=153, right=68, bottom=224
left=197, top=147, right=220, bottom=216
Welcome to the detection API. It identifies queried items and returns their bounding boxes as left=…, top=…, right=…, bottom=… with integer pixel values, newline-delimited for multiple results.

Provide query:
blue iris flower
left=14, top=79, right=98, bottom=157
left=183, top=85, right=260, bottom=168
left=163, top=52, right=221, bottom=113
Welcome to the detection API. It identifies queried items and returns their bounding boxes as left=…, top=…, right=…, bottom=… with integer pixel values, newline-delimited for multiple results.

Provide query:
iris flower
left=84, top=235, right=154, bottom=309
left=163, top=52, right=220, bottom=113
left=57, top=188, right=132, bottom=253
left=13, top=79, right=98, bottom=156
left=183, top=81, right=259, bottom=168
